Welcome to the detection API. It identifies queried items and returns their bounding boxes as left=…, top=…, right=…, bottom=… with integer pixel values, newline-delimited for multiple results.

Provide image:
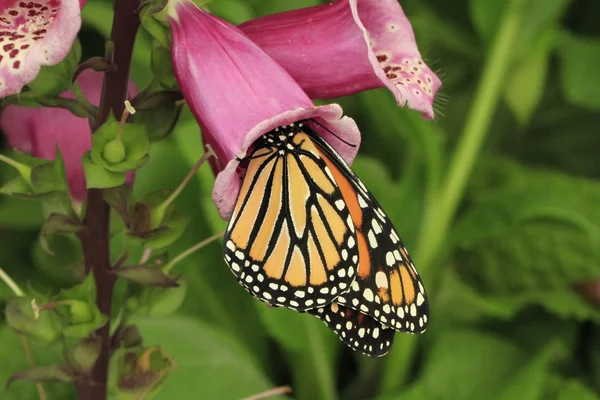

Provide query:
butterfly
left=222, top=121, right=428, bottom=356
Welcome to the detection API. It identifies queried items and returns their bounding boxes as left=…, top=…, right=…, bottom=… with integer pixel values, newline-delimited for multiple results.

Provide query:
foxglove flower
left=239, top=0, right=441, bottom=119
left=0, top=0, right=85, bottom=98
left=168, top=0, right=361, bottom=219
left=0, top=70, right=136, bottom=201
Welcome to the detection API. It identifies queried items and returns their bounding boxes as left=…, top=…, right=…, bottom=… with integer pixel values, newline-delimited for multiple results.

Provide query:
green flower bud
left=103, top=139, right=127, bottom=164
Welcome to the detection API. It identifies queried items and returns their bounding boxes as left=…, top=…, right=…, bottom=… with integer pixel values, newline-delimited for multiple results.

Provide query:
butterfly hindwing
left=309, top=302, right=395, bottom=357
left=306, top=124, right=429, bottom=333
left=223, top=127, right=360, bottom=312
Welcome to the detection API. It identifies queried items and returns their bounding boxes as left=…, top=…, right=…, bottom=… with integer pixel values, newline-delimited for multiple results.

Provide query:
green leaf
left=82, top=152, right=127, bottom=189
left=455, top=159, right=600, bottom=293
left=499, top=340, right=566, bottom=400
left=0, top=325, right=75, bottom=399
left=504, top=27, right=555, bottom=125
left=7, top=365, right=75, bottom=388
left=32, top=235, right=84, bottom=287
left=133, top=315, right=284, bottom=400
left=436, top=268, right=600, bottom=323
left=39, top=213, right=83, bottom=254
left=558, top=31, right=600, bottom=109
left=103, top=183, right=132, bottom=227
left=417, top=330, right=527, bottom=399
left=29, top=148, right=68, bottom=195
left=257, top=304, right=338, bottom=400
left=26, top=39, right=82, bottom=96
left=555, top=380, right=600, bottom=400
left=114, top=265, right=179, bottom=287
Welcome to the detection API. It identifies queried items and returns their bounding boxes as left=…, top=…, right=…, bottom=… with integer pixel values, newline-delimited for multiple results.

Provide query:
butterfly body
left=223, top=122, right=428, bottom=356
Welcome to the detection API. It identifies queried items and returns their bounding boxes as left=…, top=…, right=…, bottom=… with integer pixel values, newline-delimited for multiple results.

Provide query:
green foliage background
left=2, top=0, right=600, bottom=399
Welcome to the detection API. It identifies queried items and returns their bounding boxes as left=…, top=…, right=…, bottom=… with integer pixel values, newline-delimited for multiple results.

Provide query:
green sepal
left=26, top=39, right=82, bottom=96
left=90, top=119, right=150, bottom=173
left=135, top=276, right=188, bottom=317
left=117, top=325, right=143, bottom=349
left=150, top=40, right=177, bottom=88
left=113, top=265, right=179, bottom=287
left=7, top=365, right=76, bottom=388
left=32, top=234, right=85, bottom=287
left=82, top=151, right=127, bottom=189
left=57, top=272, right=96, bottom=304
left=0, top=176, right=35, bottom=197
left=39, top=213, right=84, bottom=254
left=103, top=183, right=133, bottom=227
left=116, top=346, right=175, bottom=396
left=141, top=4, right=171, bottom=49
left=62, top=305, right=108, bottom=339
left=70, top=337, right=102, bottom=374
left=130, top=210, right=190, bottom=250
left=5, top=296, right=62, bottom=343
left=133, top=102, right=182, bottom=142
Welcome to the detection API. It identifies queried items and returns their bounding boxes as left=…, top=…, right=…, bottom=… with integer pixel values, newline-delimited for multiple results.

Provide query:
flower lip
left=0, top=0, right=83, bottom=98
left=239, top=0, right=442, bottom=119
left=168, top=1, right=361, bottom=220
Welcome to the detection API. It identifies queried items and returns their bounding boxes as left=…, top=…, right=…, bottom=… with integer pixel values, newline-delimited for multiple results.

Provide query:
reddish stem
left=76, top=0, right=140, bottom=398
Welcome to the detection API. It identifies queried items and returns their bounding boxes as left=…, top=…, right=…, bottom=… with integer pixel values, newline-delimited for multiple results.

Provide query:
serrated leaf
left=114, top=265, right=178, bottom=287
left=499, top=340, right=566, bottom=400
left=417, top=330, right=526, bottom=399
left=455, top=159, right=600, bottom=293
left=7, top=365, right=75, bottom=388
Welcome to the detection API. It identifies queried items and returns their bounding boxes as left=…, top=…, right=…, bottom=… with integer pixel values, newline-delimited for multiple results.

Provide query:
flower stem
left=152, top=147, right=215, bottom=227
left=380, top=0, right=528, bottom=392
left=162, top=231, right=224, bottom=275
left=0, top=266, right=24, bottom=296
left=75, top=0, right=141, bottom=398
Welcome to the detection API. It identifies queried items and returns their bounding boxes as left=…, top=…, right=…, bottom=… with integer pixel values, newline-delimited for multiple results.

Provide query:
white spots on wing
left=363, top=288, right=374, bottom=302
left=348, top=236, right=355, bottom=248
left=231, top=263, right=241, bottom=273
left=368, top=230, right=378, bottom=248
left=385, top=252, right=395, bottom=266
left=235, top=251, right=245, bottom=260
left=416, top=292, right=425, bottom=306
left=226, top=241, right=235, bottom=251
left=358, top=195, right=368, bottom=208
left=372, top=220, right=382, bottom=234
left=410, top=303, right=417, bottom=317
left=335, top=200, right=345, bottom=210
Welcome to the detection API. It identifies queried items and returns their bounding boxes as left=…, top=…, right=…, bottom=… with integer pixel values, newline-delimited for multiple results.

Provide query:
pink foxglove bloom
left=168, top=0, right=361, bottom=219
left=0, top=70, right=136, bottom=201
left=239, top=0, right=442, bottom=119
left=0, top=0, right=85, bottom=98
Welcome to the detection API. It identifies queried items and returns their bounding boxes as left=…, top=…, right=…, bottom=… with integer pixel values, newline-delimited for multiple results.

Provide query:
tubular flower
left=168, top=0, right=361, bottom=219
left=0, top=70, right=136, bottom=201
left=239, top=0, right=442, bottom=119
left=0, top=0, right=85, bottom=98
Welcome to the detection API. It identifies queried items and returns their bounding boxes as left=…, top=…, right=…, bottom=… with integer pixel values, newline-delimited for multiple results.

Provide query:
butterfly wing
left=223, top=130, right=360, bottom=311
left=308, top=302, right=395, bottom=357
left=305, top=124, right=429, bottom=333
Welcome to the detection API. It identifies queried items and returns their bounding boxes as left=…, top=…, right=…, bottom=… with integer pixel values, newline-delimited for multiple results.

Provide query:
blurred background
left=1, top=0, right=600, bottom=399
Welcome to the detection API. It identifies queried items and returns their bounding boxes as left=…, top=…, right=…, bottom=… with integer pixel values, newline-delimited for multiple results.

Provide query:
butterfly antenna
left=308, top=118, right=357, bottom=148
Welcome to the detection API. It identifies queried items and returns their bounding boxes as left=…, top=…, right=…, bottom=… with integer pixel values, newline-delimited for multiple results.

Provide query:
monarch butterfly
left=223, top=121, right=428, bottom=356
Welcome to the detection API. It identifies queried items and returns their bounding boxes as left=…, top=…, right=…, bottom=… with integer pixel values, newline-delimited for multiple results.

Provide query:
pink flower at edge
left=0, top=70, right=137, bottom=201
left=168, top=0, right=361, bottom=220
left=239, top=0, right=442, bottom=119
left=0, top=0, right=86, bottom=98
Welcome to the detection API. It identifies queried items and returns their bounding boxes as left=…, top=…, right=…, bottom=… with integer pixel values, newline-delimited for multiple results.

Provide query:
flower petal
left=0, top=0, right=82, bottom=97
left=239, top=0, right=442, bottom=119
left=0, top=70, right=137, bottom=201
left=168, top=1, right=361, bottom=219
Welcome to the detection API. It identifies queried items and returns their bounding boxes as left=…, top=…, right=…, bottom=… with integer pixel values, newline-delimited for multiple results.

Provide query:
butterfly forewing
left=223, top=127, right=360, bottom=311
left=309, top=302, right=395, bottom=357
left=306, top=124, right=429, bottom=333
